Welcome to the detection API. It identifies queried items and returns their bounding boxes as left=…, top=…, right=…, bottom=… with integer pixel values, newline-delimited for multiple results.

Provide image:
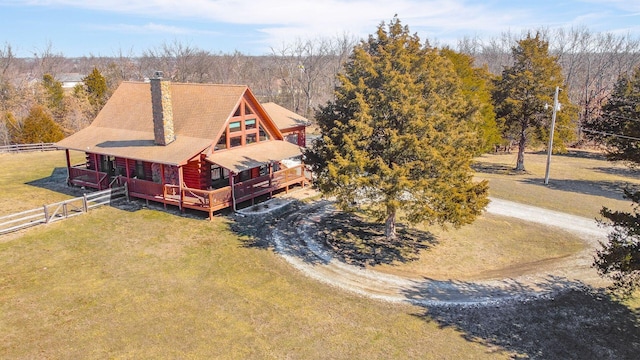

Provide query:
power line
left=581, top=128, right=640, bottom=142
left=595, top=112, right=640, bottom=123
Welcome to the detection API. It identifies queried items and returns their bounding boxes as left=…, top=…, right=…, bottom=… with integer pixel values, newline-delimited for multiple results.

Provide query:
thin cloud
left=91, top=22, right=218, bottom=36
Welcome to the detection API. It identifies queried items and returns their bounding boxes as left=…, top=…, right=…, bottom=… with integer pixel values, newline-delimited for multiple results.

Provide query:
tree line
left=1, top=27, right=640, bottom=149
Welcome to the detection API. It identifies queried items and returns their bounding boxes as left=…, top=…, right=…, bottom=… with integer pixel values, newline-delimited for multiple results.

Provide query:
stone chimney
left=150, top=71, right=176, bottom=146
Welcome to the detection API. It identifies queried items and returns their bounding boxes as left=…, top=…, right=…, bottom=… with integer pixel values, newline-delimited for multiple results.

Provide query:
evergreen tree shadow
left=472, top=162, right=524, bottom=175
left=232, top=200, right=436, bottom=267
left=230, top=200, right=333, bottom=265
left=404, top=277, right=640, bottom=359
left=317, top=210, right=437, bottom=267
left=522, top=178, right=640, bottom=201
left=592, top=166, right=640, bottom=179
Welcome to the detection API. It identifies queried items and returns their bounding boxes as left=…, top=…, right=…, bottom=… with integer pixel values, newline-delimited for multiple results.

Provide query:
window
left=245, top=118, right=256, bottom=130
left=215, top=132, right=227, bottom=150
left=245, top=105, right=254, bottom=115
left=259, top=125, right=270, bottom=141
left=259, top=165, right=269, bottom=176
left=211, top=165, right=229, bottom=181
left=229, top=121, right=241, bottom=132
left=246, top=133, right=257, bottom=144
left=234, top=106, right=241, bottom=117
left=285, top=133, right=299, bottom=145
left=230, top=136, right=242, bottom=147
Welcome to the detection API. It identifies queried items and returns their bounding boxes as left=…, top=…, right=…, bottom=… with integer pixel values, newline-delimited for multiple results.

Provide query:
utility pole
left=544, top=86, right=560, bottom=185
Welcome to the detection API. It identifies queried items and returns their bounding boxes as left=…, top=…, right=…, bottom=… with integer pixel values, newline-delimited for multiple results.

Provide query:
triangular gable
left=211, top=87, right=284, bottom=151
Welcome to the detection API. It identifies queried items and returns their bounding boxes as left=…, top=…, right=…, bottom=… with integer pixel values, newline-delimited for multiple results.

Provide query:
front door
left=100, top=155, right=116, bottom=177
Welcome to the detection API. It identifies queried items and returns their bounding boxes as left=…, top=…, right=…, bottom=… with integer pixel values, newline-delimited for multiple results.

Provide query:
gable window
left=216, top=100, right=274, bottom=151
left=229, top=121, right=241, bottom=133
left=259, top=125, right=270, bottom=141
left=215, top=132, right=227, bottom=150
left=230, top=136, right=242, bottom=148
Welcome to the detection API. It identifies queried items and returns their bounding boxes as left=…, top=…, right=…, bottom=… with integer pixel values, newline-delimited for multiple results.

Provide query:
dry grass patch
left=321, top=211, right=585, bottom=281
left=0, top=206, right=509, bottom=359
left=0, top=150, right=85, bottom=216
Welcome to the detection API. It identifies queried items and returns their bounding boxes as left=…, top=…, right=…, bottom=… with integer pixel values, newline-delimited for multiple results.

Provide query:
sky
left=0, top=0, right=639, bottom=58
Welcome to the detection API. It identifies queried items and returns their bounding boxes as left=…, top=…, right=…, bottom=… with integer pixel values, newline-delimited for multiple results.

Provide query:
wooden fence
left=0, top=143, right=58, bottom=153
left=0, top=184, right=128, bottom=236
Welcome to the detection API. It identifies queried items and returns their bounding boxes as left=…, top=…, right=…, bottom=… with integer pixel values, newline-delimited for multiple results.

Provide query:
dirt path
left=256, top=197, right=610, bottom=306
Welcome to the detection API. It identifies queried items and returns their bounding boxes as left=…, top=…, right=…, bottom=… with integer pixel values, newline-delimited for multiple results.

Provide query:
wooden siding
left=182, top=160, right=204, bottom=189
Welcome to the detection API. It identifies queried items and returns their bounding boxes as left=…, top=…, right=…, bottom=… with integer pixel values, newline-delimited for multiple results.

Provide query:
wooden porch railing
left=164, top=185, right=232, bottom=210
left=69, top=166, right=109, bottom=189
left=66, top=164, right=307, bottom=218
left=234, top=164, right=305, bottom=203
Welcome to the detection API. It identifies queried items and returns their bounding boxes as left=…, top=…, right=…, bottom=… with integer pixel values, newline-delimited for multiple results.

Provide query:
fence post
left=124, top=182, right=130, bottom=202
left=63, top=202, right=68, bottom=218
left=43, top=205, right=49, bottom=223
left=83, top=194, right=88, bottom=213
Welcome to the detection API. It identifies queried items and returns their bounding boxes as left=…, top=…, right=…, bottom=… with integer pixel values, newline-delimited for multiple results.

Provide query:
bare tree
left=31, top=41, right=65, bottom=78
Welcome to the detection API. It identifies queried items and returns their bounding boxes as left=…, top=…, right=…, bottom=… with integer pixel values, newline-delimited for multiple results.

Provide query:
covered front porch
left=62, top=141, right=309, bottom=219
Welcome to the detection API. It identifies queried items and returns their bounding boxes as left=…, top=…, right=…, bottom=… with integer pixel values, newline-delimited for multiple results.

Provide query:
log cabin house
left=56, top=73, right=310, bottom=218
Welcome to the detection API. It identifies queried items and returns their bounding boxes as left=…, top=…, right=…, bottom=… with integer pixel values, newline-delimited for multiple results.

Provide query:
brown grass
left=2, top=149, right=638, bottom=358
left=473, top=149, right=640, bottom=218
left=0, top=150, right=85, bottom=216
left=0, top=151, right=510, bottom=359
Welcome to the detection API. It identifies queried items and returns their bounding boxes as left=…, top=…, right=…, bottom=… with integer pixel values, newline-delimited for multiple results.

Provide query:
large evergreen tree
left=583, top=67, right=640, bottom=165
left=587, top=66, right=640, bottom=296
left=307, top=17, right=489, bottom=240
left=441, top=48, right=502, bottom=154
left=492, top=33, right=577, bottom=171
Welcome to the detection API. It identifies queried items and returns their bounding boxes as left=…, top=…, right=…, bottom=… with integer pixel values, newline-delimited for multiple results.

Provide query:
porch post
left=93, top=153, right=100, bottom=189
left=230, top=173, right=236, bottom=212
left=125, top=159, right=130, bottom=179
left=64, top=149, right=71, bottom=185
left=268, top=163, right=273, bottom=198
left=178, top=166, right=184, bottom=212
